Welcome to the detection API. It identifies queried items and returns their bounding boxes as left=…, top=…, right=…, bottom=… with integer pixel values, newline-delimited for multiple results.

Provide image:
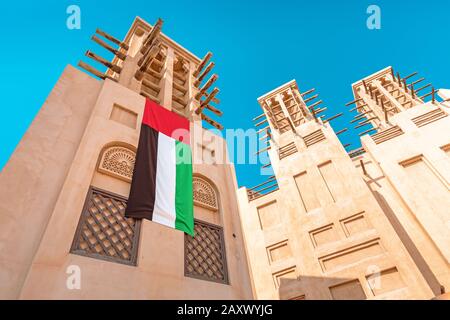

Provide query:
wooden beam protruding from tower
left=308, top=100, right=323, bottom=110
left=402, top=72, right=418, bottom=81
left=336, top=128, right=348, bottom=135
left=195, top=88, right=220, bottom=114
left=304, top=94, right=319, bottom=104
left=85, top=50, right=122, bottom=74
left=349, top=103, right=367, bottom=112
left=358, top=127, right=378, bottom=136
left=140, top=18, right=164, bottom=54
left=193, top=52, right=213, bottom=77
left=354, top=117, right=378, bottom=129
left=194, top=62, right=215, bottom=87
left=91, top=35, right=127, bottom=60
left=408, top=78, right=425, bottom=88
left=135, top=38, right=162, bottom=81
left=78, top=61, right=115, bottom=81
left=360, top=159, right=368, bottom=175
left=323, top=113, right=343, bottom=123
left=301, top=88, right=315, bottom=97
left=195, top=74, right=218, bottom=100
left=95, top=29, right=129, bottom=50
left=200, top=113, right=223, bottom=130
left=345, top=98, right=363, bottom=107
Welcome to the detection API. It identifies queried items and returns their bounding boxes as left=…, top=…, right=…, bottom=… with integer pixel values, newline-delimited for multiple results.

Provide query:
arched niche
left=192, top=174, right=221, bottom=226
left=92, top=142, right=137, bottom=198
left=96, top=142, right=137, bottom=183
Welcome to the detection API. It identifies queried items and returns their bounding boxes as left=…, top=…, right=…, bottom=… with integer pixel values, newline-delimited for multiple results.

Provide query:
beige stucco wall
left=357, top=103, right=450, bottom=293
left=237, top=118, right=436, bottom=300
left=15, top=73, right=252, bottom=299
left=0, top=65, right=102, bottom=299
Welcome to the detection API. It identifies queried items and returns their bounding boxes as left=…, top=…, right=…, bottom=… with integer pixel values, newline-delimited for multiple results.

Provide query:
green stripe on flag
left=175, top=140, right=194, bottom=236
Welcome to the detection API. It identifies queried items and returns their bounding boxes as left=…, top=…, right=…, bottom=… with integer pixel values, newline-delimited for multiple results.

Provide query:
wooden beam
left=345, top=98, right=363, bottom=107
left=196, top=88, right=220, bottom=114
left=172, top=94, right=186, bottom=106
left=350, top=114, right=368, bottom=123
left=301, top=88, right=315, bottom=97
left=200, top=90, right=220, bottom=104
left=403, top=79, right=408, bottom=93
left=323, top=112, right=343, bottom=123
left=247, top=176, right=276, bottom=191
left=362, top=79, right=369, bottom=93
left=96, top=28, right=129, bottom=50
left=254, top=146, right=272, bottom=155
left=349, top=104, right=367, bottom=112
left=402, top=72, right=418, bottom=81
left=195, top=74, right=218, bottom=99
left=140, top=89, right=160, bottom=104
left=91, top=35, right=126, bottom=60
left=336, top=128, right=348, bottom=135
left=408, top=77, right=425, bottom=88
left=304, top=94, right=319, bottom=104
left=193, top=52, right=213, bottom=77
left=254, top=118, right=268, bottom=127
left=138, top=38, right=162, bottom=66
left=141, top=18, right=163, bottom=52
left=200, top=113, right=223, bottom=130
left=358, top=127, right=378, bottom=136
left=360, top=159, right=368, bottom=175
left=142, top=78, right=161, bottom=92
left=355, top=117, right=377, bottom=129
left=135, top=41, right=161, bottom=81
left=204, top=104, right=223, bottom=117
left=253, top=114, right=265, bottom=122
left=85, top=50, right=122, bottom=74
left=256, top=126, right=269, bottom=134
left=194, top=62, right=215, bottom=86
left=314, top=107, right=327, bottom=115
left=397, top=72, right=402, bottom=88
left=78, top=61, right=115, bottom=81
left=308, top=100, right=323, bottom=110
left=415, top=83, right=432, bottom=93
left=420, top=90, right=434, bottom=100
left=381, top=99, right=388, bottom=122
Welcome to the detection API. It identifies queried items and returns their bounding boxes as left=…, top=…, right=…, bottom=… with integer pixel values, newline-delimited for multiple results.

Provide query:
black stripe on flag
left=125, top=125, right=159, bottom=220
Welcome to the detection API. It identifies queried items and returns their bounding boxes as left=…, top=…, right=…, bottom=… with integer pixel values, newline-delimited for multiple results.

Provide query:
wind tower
left=0, top=17, right=252, bottom=299
left=346, top=67, right=450, bottom=297
left=237, top=79, right=436, bottom=300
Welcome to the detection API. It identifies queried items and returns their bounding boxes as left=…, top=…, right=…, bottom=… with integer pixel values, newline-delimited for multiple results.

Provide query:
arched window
left=185, top=175, right=229, bottom=284
left=70, top=143, right=141, bottom=266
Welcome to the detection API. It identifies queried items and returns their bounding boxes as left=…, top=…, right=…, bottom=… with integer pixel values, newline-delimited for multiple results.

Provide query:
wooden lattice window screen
left=70, top=187, right=141, bottom=266
left=185, top=220, right=229, bottom=284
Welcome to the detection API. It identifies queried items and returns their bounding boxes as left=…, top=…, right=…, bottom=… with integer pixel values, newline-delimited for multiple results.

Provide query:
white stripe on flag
left=153, top=133, right=176, bottom=228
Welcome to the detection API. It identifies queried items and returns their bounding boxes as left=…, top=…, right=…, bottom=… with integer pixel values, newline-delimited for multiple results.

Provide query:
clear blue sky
left=1, top=0, right=450, bottom=188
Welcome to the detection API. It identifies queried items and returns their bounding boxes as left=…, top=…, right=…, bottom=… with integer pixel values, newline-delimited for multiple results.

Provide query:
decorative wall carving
left=98, top=145, right=136, bottom=182
left=193, top=176, right=218, bottom=211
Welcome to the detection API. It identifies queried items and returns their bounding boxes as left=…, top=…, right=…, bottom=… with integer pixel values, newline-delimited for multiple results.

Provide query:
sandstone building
left=0, top=17, right=449, bottom=300
left=237, top=69, right=450, bottom=300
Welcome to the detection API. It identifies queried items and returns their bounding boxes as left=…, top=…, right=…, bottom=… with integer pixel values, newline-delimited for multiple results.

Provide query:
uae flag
left=125, top=99, right=194, bottom=236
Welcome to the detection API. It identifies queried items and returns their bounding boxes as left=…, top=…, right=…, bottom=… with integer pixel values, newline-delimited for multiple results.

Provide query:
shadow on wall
left=370, top=189, right=443, bottom=296
left=278, top=275, right=368, bottom=300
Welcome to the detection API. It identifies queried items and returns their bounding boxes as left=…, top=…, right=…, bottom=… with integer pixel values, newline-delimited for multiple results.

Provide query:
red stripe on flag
left=142, top=99, right=190, bottom=145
